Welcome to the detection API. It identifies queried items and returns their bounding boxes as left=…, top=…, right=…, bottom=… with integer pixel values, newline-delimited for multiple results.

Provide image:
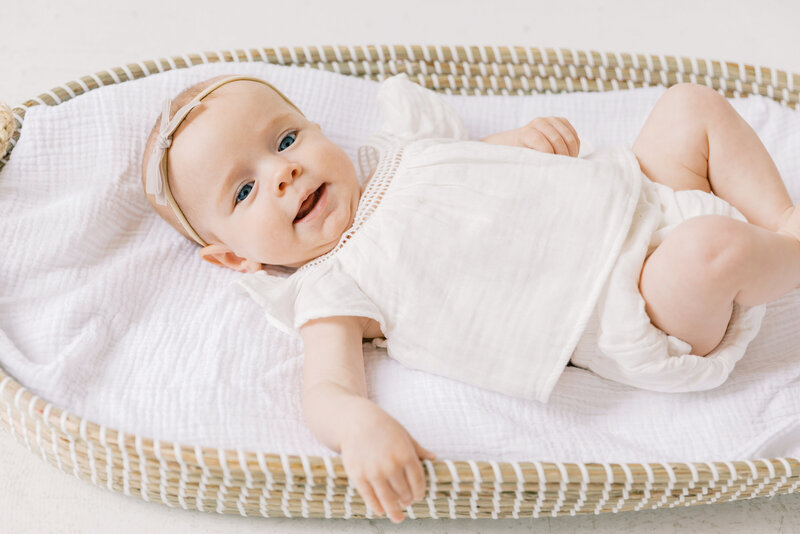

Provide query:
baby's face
left=167, top=80, right=361, bottom=270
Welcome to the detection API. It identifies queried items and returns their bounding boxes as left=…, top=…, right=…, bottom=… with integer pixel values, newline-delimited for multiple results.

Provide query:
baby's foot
left=777, top=204, right=800, bottom=242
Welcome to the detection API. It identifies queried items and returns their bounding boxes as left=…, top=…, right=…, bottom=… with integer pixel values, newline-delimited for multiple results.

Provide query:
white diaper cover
left=570, top=173, right=767, bottom=393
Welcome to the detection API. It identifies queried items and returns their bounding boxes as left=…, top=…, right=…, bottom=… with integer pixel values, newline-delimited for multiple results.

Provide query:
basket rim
left=1, top=44, right=799, bottom=519
left=2, top=44, right=798, bottom=168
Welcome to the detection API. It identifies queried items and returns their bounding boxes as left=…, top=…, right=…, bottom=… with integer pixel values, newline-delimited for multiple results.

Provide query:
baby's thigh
left=638, top=215, right=737, bottom=356
left=632, top=84, right=717, bottom=192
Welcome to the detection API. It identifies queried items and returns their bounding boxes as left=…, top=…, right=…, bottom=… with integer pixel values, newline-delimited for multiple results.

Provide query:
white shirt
left=236, top=74, right=642, bottom=402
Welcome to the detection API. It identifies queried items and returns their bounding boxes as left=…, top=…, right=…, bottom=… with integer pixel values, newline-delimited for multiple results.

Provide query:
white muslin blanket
left=1, top=62, right=800, bottom=463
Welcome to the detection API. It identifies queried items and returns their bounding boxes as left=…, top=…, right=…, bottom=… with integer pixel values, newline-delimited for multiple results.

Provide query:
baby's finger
left=526, top=118, right=567, bottom=154
left=372, top=478, right=405, bottom=523
left=412, top=437, right=437, bottom=461
left=387, top=468, right=414, bottom=507
left=531, top=121, right=569, bottom=156
left=560, top=117, right=581, bottom=148
left=545, top=117, right=580, bottom=157
left=404, top=461, right=427, bottom=501
left=355, top=477, right=384, bottom=516
left=520, top=127, right=555, bottom=154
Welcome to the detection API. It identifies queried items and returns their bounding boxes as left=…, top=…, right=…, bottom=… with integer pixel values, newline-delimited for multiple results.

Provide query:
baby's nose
left=273, top=161, right=301, bottom=192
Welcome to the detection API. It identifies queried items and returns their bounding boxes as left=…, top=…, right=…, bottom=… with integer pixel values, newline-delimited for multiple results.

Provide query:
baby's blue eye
left=279, top=132, right=296, bottom=151
left=235, top=182, right=253, bottom=204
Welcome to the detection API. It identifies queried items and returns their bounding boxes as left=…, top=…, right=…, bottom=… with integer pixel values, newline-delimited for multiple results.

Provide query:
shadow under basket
left=0, top=45, right=799, bottom=520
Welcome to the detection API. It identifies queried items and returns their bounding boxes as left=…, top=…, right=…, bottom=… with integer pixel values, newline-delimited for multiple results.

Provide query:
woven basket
left=1, top=45, right=798, bottom=520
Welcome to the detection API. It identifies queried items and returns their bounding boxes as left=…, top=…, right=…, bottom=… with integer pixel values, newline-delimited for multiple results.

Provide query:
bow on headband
left=144, top=75, right=302, bottom=247
left=145, top=97, right=201, bottom=208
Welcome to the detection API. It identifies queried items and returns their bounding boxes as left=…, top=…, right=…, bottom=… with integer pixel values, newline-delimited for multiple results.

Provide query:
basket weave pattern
left=0, top=45, right=798, bottom=519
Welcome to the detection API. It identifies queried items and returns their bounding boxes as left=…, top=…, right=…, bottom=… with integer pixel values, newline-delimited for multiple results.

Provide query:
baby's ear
left=199, top=244, right=262, bottom=273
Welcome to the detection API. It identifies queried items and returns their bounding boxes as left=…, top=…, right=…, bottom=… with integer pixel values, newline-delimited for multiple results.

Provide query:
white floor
left=2, top=1, right=800, bottom=532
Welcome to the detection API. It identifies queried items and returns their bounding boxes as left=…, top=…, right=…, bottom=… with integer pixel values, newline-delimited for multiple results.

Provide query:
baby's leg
left=639, top=215, right=800, bottom=356
left=632, top=83, right=794, bottom=233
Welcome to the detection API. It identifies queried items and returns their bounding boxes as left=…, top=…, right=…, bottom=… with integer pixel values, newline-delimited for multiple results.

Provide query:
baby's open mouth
left=294, top=184, right=325, bottom=222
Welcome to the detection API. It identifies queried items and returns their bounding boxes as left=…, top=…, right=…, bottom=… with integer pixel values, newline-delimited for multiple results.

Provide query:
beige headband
left=144, top=75, right=303, bottom=247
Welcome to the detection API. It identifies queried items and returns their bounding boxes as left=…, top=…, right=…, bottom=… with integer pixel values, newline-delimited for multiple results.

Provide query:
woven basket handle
left=0, top=102, right=14, bottom=160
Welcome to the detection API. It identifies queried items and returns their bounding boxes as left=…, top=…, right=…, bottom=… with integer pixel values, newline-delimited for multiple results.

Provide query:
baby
left=141, top=73, right=800, bottom=523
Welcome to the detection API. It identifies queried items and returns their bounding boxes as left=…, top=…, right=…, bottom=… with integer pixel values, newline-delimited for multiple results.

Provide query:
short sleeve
left=235, top=269, right=303, bottom=339
left=375, top=73, right=469, bottom=142
left=234, top=261, right=385, bottom=340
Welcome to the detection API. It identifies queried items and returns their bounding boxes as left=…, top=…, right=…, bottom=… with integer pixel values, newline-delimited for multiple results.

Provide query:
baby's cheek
left=257, top=225, right=291, bottom=263
left=322, top=142, right=356, bottom=172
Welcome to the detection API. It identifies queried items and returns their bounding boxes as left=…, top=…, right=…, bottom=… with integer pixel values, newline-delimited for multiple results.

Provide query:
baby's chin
left=317, top=195, right=357, bottom=249
left=274, top=242, right=335, bottom=270
left=293, top=231, right=348, bottom=268
left=267, top=193, right=359, bottom=269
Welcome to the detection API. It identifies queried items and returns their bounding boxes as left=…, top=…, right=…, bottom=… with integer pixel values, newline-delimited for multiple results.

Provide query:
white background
left=1, top=0, right=799, bottom=532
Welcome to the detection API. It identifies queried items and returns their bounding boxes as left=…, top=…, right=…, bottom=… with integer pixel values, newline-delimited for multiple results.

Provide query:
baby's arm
left=481, top=116, right=580, bottom=157
left=300, top=316, right=435, bottom=524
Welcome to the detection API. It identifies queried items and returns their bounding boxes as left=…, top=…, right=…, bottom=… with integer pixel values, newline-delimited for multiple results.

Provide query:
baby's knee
left=669, top=215, right=750, bottom=283
left=660, top=83, right=730, bottom=121
left=663, top=82, right=725, bottom=106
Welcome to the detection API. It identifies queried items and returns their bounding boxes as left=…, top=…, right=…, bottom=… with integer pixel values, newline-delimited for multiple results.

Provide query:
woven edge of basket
left=1, top=45, right=799, bottom=520
left=1, top=44, right=798, bottom=171
left=0, top=102, right=14, bottom=161
left=2, top=368, right=798, bottom=519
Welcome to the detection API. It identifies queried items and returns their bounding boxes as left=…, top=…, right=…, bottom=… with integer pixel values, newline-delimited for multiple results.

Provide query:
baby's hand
left=339, top=403, right=436, bottom=524
left=481, top=117, right=580, bottom=157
